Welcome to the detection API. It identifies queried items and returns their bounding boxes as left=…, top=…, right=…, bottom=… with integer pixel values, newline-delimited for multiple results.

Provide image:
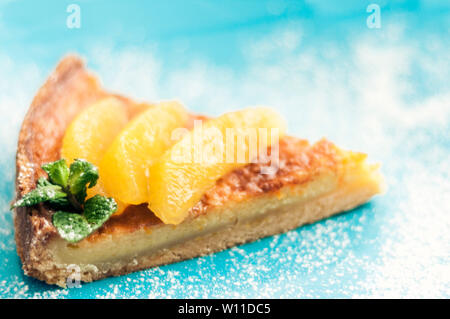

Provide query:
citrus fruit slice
left=61, top=96, right=151, bottom=214
left=99, top=101, right=188, bottom=206
left=61, top=97, right=129, bottom=166
left=147, top=107, right=287, bottom=225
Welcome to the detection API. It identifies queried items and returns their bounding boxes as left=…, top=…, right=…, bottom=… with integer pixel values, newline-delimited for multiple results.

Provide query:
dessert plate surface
left=0, top=1, right=448, bottom=298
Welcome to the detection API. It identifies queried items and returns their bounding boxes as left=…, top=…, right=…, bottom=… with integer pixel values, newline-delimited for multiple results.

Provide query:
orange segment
left=99, top=101, right=188, bottom=206
left=61, top=96, right=150, bottom=215
left=61, top=97, right=129, bottom=166
left=147, top=107, right=287, bottom=225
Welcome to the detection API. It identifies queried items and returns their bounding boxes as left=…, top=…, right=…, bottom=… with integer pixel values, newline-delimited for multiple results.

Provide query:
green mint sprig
left=52, top=195, right=117, bottom=243
left=12, top=159, right=117, bottom=243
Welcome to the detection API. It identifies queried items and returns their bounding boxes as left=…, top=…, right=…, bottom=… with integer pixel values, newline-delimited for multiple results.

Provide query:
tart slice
left=14, top=56, right=384, bottom=287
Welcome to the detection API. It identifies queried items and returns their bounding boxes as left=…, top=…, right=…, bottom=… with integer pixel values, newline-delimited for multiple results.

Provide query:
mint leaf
left=84, top=195, right=117, bottom=225
left=52, top=195, right=117, bottom=243
left=11, top=184, right=67, bottom=209
left=68, top=159, right=99, bottom=204
left=52, top=211, right=91, bottom=243
left=12, top=158, right=117, bottom=243
left=36, top=177, right=71, bottom=209
left=42, top=159, right=69, bottom=188
left=37, top=177, right=52, bottom=187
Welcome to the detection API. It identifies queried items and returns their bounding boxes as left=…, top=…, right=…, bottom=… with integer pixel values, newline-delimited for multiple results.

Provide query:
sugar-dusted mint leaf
left=42, top=159, right=70, bottom=188
left=52, top=195, right=117, bottom=243
left=11, top=184, right=67, bottom=209
left=36, top=177, right=71, bottom=209
left=37, top=177, right=51, bottom=187
left=12, top=158, right=116, bottom=243
left=68, top=159, right=99, bottom=204
left=84, top=195, right=117, bottom=226
left=52, top=211, right=91, bottom=243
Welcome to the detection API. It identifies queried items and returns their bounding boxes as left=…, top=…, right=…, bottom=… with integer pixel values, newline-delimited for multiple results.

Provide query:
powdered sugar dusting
left=0, top=9, right=449, bottom=298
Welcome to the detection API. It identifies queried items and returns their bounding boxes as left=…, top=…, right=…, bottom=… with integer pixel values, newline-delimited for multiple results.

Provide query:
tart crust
left=14, top=56, right=383, bottom=287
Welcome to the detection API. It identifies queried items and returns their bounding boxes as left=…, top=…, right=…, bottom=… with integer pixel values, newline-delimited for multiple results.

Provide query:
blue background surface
left=0, top=0, right=449, bottom=298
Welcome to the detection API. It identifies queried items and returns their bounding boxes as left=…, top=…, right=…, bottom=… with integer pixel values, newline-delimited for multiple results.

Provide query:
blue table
left=0, top=0, right=448, bottom=298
